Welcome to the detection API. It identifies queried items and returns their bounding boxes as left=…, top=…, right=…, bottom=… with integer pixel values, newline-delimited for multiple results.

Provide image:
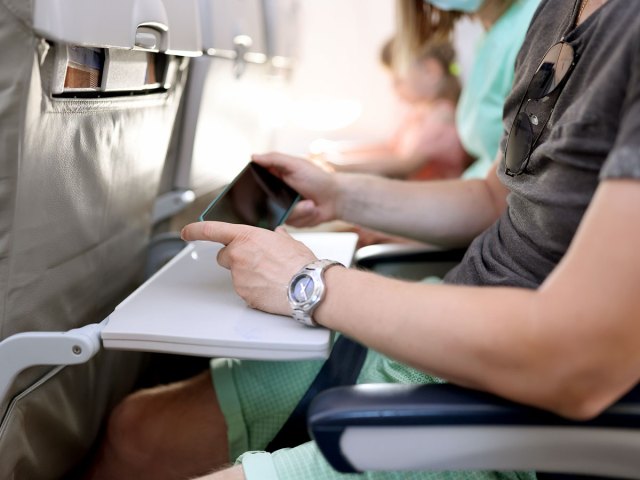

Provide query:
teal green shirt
left=457, top=0, right=541, bottom=179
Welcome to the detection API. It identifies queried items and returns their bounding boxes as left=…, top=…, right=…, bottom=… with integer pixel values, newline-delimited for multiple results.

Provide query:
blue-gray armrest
left=354, top=244, right=467, bottom=280
left=308, top=383, right=640, bottom=478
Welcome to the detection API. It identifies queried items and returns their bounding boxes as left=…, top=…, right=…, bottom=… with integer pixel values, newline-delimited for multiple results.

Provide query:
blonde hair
left=393, top=0, right=514, bottom=75
left=393, top=0, right=463, bottom=75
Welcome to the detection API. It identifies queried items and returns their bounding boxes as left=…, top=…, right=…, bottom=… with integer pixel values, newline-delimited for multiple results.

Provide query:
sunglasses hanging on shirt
left=504, top=41, right=577, bottom=176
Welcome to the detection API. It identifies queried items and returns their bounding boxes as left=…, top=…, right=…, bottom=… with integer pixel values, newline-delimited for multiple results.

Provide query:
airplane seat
left=308, top=382, right=640, bottom=479
left=0, top=0, right=200, bottom=477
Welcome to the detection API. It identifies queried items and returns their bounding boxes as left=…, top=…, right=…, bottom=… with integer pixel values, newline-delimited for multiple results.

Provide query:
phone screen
left=199, top=162, right=300, bottom=230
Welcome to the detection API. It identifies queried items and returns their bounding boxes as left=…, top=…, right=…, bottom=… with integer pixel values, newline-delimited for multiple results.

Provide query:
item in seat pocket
left=64, top=46, right=104, bottom=89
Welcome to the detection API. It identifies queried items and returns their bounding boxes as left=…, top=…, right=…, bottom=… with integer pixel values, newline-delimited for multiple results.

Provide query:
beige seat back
left=0, top=1, right=197, bottom=477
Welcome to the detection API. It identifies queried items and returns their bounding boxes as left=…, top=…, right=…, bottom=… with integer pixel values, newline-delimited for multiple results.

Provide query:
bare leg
left=86, top=371, right=229, bottom=480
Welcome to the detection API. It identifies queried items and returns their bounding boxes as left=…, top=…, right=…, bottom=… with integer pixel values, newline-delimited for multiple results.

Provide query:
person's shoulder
left=601, top=0, right=640, bottom=37
left=494, top=0, right=543, bottom=33
left=512, top=0, right=545, bottom=21
left=481, top=0, right=549, bottom=70
left=511, top=0, right=573, bottom=71
left=604, top=1, right=640, bottom=82
left=485, top=0, right=546, bottom=49
left=517, top=0, right=573, bottom=37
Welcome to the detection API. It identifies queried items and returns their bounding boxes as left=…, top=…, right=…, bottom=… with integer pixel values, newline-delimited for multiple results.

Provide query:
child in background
left=314, top=39, right=471, bottom=181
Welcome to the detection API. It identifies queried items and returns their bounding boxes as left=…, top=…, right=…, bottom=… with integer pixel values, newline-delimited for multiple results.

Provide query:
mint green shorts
left=210, top=348, right=536, bottom=480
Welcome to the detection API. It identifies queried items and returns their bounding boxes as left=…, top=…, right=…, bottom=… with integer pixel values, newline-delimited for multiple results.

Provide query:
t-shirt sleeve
left=600, top=42, right=640, bottom=180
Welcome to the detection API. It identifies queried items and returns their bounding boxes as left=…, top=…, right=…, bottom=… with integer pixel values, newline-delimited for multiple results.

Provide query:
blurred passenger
left=320, top=0, right=542, bottom=182
left=319, top=39, right=471, bottom=181
left=396, top=0, right=541, bottom=179
left=326, top=0, right=540, bottom=248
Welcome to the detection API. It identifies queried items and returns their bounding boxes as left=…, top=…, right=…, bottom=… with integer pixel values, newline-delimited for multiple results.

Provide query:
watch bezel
left=287, top=259, right=344, bottom=327
left=287, top=270, right=326, bottom=312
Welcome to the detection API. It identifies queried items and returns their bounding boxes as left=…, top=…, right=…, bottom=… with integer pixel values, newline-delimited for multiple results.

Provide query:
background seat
left=0, top=0, right=199, bottom=477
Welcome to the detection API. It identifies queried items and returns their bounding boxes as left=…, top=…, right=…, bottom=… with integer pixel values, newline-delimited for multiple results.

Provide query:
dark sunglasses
left=504, top=42, right=577, bottom=176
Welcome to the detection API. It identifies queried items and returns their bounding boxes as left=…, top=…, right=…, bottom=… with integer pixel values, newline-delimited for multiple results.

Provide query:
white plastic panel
left=101, top=234, right=358, bottom=360
left=162, top=0, right=203, bottom=56
left=341, top=426, right=640, bottom=479
left=199, top=0, right=267, bottom=54
left=33, top=0, right=202, bottom=56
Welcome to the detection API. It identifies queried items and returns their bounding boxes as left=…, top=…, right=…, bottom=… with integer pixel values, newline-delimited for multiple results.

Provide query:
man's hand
left=181, top=221, right=317, bottom=315
left=252, top=152, right=341, bottom=227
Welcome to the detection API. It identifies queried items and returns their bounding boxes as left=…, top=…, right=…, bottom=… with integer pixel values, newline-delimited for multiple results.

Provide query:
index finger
left=181, top=221, right=251, bottom=246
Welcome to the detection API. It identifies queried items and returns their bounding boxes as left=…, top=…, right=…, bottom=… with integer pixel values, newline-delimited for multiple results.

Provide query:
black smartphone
left=199, top=162, right=300, bottom=230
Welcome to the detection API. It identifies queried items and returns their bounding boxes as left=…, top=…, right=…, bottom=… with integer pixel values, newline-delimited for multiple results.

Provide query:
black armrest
left=354, top=244, right=467, bottom=280
left=308, top=383, right=640, bottom=478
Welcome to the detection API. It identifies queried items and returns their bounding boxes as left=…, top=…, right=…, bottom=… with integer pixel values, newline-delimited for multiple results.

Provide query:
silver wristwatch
left=287, top=259, right=345, bottom=327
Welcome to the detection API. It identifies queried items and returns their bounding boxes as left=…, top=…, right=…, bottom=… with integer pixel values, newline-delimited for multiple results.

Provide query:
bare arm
left=315, top=179, right=640, bottom=419
left=324, top=139, right=438, bottom=178
left=335, top=157, right=507, bottom=247
left=331, top=151, right=423, bottom=178
left=330, top=107, right=466, bottom=179
left=254, top=152, right=508, bottom=247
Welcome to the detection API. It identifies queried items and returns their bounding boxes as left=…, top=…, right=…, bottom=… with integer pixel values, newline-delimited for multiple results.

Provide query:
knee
left=103, top=388, right=163, bottom=464
left=102, top=373, right=223, bottom=463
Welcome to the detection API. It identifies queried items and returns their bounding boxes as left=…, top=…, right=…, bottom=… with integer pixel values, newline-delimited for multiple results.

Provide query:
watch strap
left=289, top=259, right=344, bottom=327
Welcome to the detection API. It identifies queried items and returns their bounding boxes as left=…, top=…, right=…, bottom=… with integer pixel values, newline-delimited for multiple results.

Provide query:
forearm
left=251, top=151, right=505, bottom=242
left=316, top=269, right=541, bottom=407
left=333, top=153, right=422, bottom=178
left=315, top=268, right=622, bottom=420
left=333, top=142, right=391, bottom=158
left=335, top=168, right=505, bottom=246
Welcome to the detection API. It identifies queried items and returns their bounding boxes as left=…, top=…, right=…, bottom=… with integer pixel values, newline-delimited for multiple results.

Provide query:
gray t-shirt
left=446, top=0, right=640, bottom=289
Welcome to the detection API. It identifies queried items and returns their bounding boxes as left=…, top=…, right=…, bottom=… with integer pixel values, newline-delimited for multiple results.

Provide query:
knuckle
left=227, top=247, right=244, bottom=265
left=236, top=285, right=254, bottom=306
left=216, top=247, right=227, bottom=265
left=245, top=297, right=258, bottom=309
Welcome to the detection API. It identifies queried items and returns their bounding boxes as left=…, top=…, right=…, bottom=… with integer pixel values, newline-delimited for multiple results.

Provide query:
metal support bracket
left=0, top=323, right=103, bottom=403
left=152, top=189, right=196, bottom=224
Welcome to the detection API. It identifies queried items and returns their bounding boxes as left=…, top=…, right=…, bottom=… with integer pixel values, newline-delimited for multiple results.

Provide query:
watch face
left=291, top=274, right=315, bottom=303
